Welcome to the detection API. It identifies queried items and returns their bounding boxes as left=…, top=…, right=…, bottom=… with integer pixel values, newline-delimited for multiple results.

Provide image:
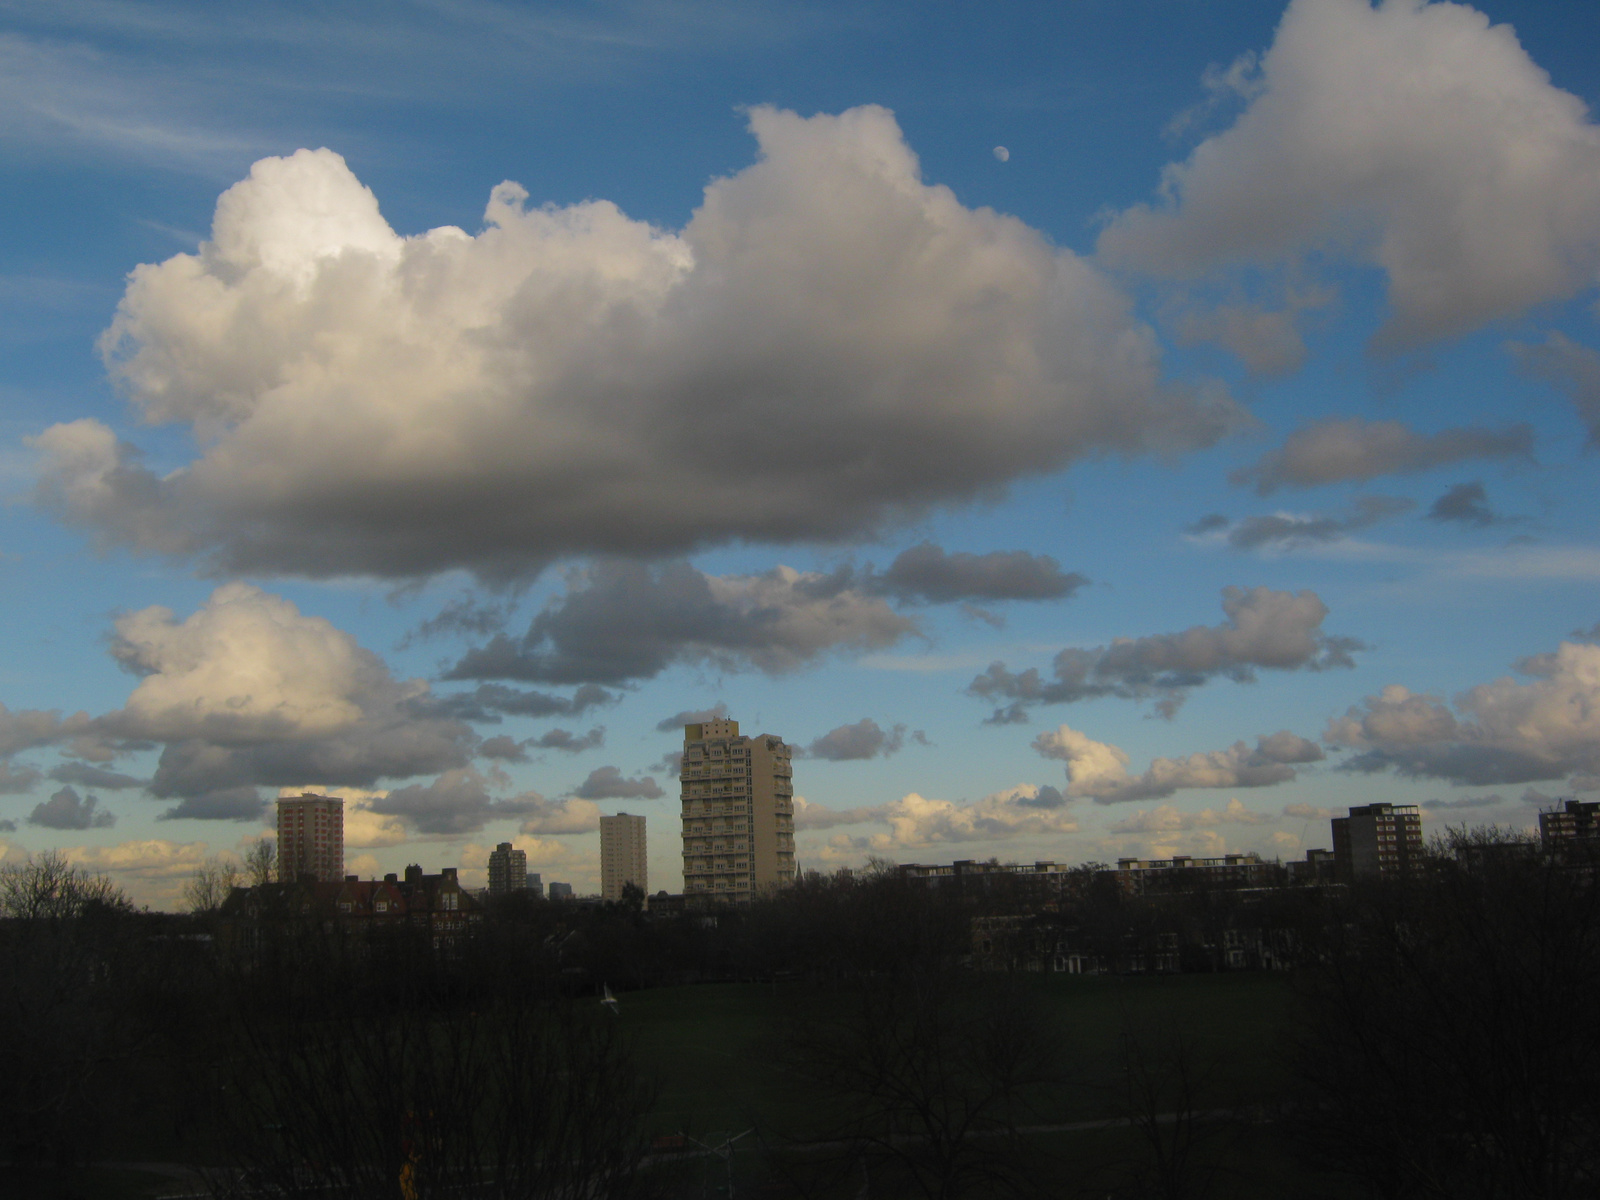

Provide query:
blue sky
left=3, top=0, right=1599, bottom=906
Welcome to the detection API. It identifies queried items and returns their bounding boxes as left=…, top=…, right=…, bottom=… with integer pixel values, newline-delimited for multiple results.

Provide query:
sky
left=3, top=0, right=1600, bottom=908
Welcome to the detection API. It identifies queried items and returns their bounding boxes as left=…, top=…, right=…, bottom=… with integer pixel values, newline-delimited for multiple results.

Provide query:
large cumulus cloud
left=33, top=107, right=1238, bottom=582
left=1099, top=0, right=1600, bottom=350
left=969, top=586, right=1360, bottom=721
left=1326, top=640, right=1600, bottom=785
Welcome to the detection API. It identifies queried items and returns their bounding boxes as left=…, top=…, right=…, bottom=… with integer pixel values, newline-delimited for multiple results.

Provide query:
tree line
left=1, top=830, right=1597, bottom=1198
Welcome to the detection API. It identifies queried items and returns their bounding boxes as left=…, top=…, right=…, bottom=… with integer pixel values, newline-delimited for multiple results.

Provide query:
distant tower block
left=600, top=813, right=648, bottom=901
left=276, top=793, right=345, bottom=883
left=487, top=842, right=528, bottom=895
left=679, top=717, right=794, bottom=905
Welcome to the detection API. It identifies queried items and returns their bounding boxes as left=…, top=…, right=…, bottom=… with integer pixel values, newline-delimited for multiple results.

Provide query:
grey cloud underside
left=1421, top=794, right=1507, bottom=812
left=1510, top=333, right=1600, bottom=447
left=570, top=766, right=662, bottom=801
left=33, top=107, right=1241, bottom=583
left=531, top=726, right=604, bottom=753
left=1428, top=482, right=1498, bottom=527
left=971, top=586, right=1360, bottom=721
left=477, top=735, right=529, bottom=763
left=158, top=787, right=266, bottom=822
left=1232, top=419, right=1533, bottom=494
left=46, top=761, right=147, bottom=790
left=412, top=682, right=616, bottom=723
left=0, top=760, right=42, bottom=794
left=371, top=769, right=545, bottom=836
left=446, top=560, right=915, bottom=686
left=1222, top=496, right=1414, bottom=550
left=28, top=786, right=115, bottom=830
left=806, top=718, right=910, bottom=762
left=867, top=543, right=1087, bottom=604
left=655, top=704, right=728, bottom=732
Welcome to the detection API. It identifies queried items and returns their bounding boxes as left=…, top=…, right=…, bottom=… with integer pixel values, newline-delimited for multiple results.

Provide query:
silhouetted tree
left=1293, top=827, right=1600, bottom=1199
left=207, top=926, right=656, bottom=1199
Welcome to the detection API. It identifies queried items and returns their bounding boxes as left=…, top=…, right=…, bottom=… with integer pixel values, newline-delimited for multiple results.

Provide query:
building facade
left=680, top=717, right=795, bottom=904
left=1111, top=852, right=1273, bottom=894
left=276, top=793, right=344, bottom=883
left=1332, top=803, right=1423, bottom=879
left=599, top=813, right=648, bottom=902
left=487, top=842, right=528, bottom=895
left=1539, top=798, right=1600, bottom=848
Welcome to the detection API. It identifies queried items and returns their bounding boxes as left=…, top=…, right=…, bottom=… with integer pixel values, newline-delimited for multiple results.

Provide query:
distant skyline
left=3, top=0, right=1600, bottom=906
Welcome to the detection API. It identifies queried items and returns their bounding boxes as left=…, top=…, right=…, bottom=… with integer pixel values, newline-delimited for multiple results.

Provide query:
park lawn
left=620, top=971, right=1300, bottom=1139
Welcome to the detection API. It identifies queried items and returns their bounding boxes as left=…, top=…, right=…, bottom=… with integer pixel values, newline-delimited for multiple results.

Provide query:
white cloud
left=518, top=797, right=600, bottom=836
left=58, top=838, right=215, bottom=907
left=1106, top=798, right=1271, bottom=835
left=0, top=585, right=479, bottom=812
left=1328, top=640, right=1600, bottom=785
left=1100, top=0, right=1600, bottom=348
left=37, top=107, right=1240, bottom=582
left=1035, top=722, right=1322, bottom=804
left=802, top=783, right=1079, bottom=853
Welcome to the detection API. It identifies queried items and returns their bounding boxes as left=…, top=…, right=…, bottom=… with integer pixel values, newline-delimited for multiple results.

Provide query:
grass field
left=622, top=972, right=1299, bottom=1136
left=620, top=972, right=1358, bottom=1198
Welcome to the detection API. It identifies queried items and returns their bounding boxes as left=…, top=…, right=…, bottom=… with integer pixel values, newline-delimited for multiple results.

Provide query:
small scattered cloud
left=806, top=718, right=924, bottom=761
left=447, top=561, right=916, bottom=686
left=47, top=762, right=146, bottom=790
left=158, top=787, right=263, bottom=822
left=1428, top=482, right=1500, bottom=528
left=28, top=785, right=116, bottom=830
left=865, top=542, right=1087, bottom=606
left=1034, top=723, right=1322, bottom=805
left=656, top=704, right=728, bottom=732
left=0, top=761, right=42, bottom=794
left=1231, top=419, right=1532, bottom=495
left=530, top=726, right=605, bottom=754
left=369, top=768, right=546, bottom=836
left=518, top=797, right=600, bottom=836
left=478, top=735, right=529, bottom=763
left=1107, top=798, right=1271, bottom=835
left=799, top=783, right=1080, bottom=851
left=570, top=766, right=663, bottom=801
left=1421, top=794, right=1506, bottom=812
left=1218, top=496, right=1414, bottom=551
left=970, top=586, right=1360, bottom=720
left=1509, top=333, right=1600, bottom=447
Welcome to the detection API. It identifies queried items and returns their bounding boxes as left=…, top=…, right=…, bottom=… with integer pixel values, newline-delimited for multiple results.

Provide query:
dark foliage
left=1292, top=830, right=1600, bottom=1199
left=205, top=925, right=656, bottom=1199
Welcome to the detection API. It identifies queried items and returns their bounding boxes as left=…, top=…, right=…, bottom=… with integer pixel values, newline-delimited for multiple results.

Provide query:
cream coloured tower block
left=679, top=718, right=794, bottom=904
